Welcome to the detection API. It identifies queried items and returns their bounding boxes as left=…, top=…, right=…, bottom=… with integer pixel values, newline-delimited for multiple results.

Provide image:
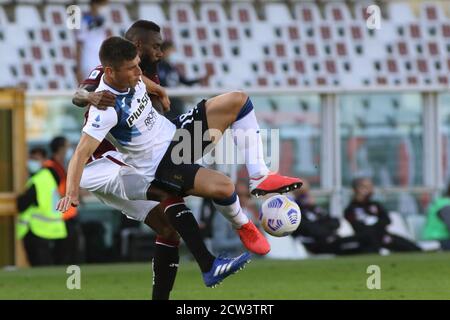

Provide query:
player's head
left=50, top=136, right=69, bottom=156
left=125, top=20, right=163, bottom=67
left=99, top=36, right=142, bottom=89
left=352, top=176, right=374, bottom=201
left=161, top=40, right=176, bottom=61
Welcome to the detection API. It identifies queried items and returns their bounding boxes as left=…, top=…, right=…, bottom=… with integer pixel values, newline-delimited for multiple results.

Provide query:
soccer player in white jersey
left=58, top=37, right=303, bottom=283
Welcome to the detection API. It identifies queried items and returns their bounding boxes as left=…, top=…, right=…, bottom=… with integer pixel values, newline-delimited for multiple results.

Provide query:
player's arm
left=57, top=107, right=117, bottom=211
left=72, top=84, right=116, bottom=109
left=141, top=76, right=170, bottom=113
left=56, top=133, right=100, bottom=212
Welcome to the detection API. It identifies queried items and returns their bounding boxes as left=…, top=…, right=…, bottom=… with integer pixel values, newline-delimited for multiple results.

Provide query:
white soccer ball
left=259, top=195, right=301, bottom=237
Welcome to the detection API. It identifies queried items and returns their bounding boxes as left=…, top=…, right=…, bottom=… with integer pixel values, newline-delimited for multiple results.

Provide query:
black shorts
left=153, top=99, right=214, bottom=195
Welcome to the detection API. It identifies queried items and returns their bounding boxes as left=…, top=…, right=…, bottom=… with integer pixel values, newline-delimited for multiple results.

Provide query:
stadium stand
left=1, top=0, right=450, bottom=90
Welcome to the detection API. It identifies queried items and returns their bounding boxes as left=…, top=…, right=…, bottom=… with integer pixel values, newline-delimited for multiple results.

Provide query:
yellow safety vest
left=16, top=169, right=67, bottom=240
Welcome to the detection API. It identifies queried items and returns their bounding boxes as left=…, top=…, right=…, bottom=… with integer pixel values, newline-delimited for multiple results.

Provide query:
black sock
left=152, top=238, right=179, bottom=300
left=162, top=198, right=215, bottom=273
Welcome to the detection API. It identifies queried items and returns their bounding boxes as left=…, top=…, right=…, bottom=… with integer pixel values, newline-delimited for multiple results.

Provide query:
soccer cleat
left=236, top=221, right=271, bottom=255
left=249, top=173, right=303, bottom=197
left=202, top=252, right=251, bottom=288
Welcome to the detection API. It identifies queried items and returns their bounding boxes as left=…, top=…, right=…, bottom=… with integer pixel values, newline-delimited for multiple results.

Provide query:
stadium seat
left=138, top=3, right=166, bottom=24
left=15, top=5, right=42, bottom=28
left=0, top=6, right=10, bottom=25
left=199, top=2, right=228, bottom=24
left=293, top=2, right=322, bottom=25
left=43, top=5, right=66, bottom=27
left=387, top=2, right=416, bottom=25
left=264, top=2, right=292, bottom=24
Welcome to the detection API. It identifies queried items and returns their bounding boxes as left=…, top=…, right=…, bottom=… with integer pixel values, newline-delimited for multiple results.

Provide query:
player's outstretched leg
left=204, top=92, right=303, bottom=197
left=187, top=168, right=270, bottom=255
left=202, top=252, right=251, bottom=288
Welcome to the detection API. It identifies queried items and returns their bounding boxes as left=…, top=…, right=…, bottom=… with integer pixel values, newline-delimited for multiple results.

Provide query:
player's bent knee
left=231, top=91, right=248, bottom=109
left=211, top=177, right=235, bottom=199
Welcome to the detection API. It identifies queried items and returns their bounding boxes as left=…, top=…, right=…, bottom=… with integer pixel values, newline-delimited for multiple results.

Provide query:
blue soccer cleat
left=202, top=252, right=251, bottom=288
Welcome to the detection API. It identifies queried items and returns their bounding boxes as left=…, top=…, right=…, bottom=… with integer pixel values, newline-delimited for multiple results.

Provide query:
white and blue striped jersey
left=83, top=75, right=176, bottom=178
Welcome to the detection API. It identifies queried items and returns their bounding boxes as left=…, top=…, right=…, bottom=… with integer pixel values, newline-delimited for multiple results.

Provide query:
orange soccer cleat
left=236, top=221, right=271, bottom=255
left=249, top=173, right=303, bottom=197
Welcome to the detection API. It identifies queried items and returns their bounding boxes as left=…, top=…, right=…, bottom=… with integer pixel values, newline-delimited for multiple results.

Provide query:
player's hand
left=56, top=195, right=79, bottom=212
left=159, top=90, right=171, bottom=112
left=88, top=90, right=116, bottom=110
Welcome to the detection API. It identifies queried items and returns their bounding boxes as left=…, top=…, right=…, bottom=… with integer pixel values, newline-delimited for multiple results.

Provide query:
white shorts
left=80, top=151, right=159, bottom=222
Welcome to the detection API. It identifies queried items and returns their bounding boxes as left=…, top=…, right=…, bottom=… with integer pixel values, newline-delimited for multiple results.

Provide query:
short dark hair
left=30, top=146, right=47, bottom=158
left=99, top=36, right=137, bottom=70
left=50, top=136, right=67, bottom=154
left=125, top=20, right=161, bottom=43
left=351, top=176, right=371, bottom=190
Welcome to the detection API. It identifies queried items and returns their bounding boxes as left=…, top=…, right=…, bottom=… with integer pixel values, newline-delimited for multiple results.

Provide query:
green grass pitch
left=1, top=252, right=449, bottom=300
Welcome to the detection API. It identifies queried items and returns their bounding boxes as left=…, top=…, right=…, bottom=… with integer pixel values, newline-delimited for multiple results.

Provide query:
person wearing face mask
left=27, top=147, right=47, bottom=176
left=16, top=139, right=70, bottom=266
left=75, top=0, right=110, bottom=84
left=344, top=177, right=421, bottom=253
left=42, top=137, right=82, bottom=265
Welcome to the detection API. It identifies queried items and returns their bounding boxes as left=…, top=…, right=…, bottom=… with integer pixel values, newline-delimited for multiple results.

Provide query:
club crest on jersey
left=126, top=94, right=149, bottom=127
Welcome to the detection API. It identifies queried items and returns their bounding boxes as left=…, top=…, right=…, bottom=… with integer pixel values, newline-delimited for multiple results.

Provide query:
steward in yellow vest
left=16, top=168, right=67, bottom=266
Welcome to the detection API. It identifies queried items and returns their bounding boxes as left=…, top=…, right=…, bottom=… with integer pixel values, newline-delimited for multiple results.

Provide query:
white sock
left=231, top=110, right=270, bottom=177
left=213, top=195, right=249, bottom=229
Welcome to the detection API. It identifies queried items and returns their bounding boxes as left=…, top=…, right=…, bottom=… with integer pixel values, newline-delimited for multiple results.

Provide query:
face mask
left=28, top=160, right=41, bottom=174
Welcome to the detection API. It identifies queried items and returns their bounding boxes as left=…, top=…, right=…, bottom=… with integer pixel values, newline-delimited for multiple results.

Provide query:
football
left=259, top=195, right=301, bottom=237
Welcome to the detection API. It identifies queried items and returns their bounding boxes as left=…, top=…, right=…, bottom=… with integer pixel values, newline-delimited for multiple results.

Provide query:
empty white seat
left=139, top=3, right=166, bottom=24
left=324, top=2, right=352, bottom=24
left=387, top=2, right=416, bottom=25
left=15, top=5, right=42, bottom=28
left=169, top=2, right=197, bottom=25
left=43, top=5, right=66, bottom=27
left=420, top=2, right=445, bottom=23
left=107, top=4, right=131, bottom=27
left=0, top=6, right=10, bottom=25
left=230, top=1, right=258, bottom=24
left=264, top=2, right=292, bottom=24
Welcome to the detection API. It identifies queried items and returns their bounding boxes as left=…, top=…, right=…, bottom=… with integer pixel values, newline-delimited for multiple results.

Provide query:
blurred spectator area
left=1, top=0, right=450, bottom=89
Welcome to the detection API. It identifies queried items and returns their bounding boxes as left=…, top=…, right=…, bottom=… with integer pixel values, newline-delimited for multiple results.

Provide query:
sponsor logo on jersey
left=126, top=93, right=150, bottom=127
